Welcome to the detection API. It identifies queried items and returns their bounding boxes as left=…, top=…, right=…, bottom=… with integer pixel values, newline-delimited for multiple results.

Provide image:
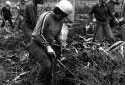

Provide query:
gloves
left=115, top=18, right=119, bottom=23
left=47, top=45, right=55, bottom=56
left=92, top=18, right=96, bottom=22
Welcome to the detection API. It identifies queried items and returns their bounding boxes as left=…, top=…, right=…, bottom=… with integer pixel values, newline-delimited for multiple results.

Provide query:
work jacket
left=90, top=3, right=115, bottom=22
left=32, top=11, right=68, bottom=48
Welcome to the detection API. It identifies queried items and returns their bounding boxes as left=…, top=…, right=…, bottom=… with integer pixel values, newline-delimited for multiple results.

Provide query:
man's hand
left=92, top=18, right=96, bottom=22
left=47, top=45, right=55, bottom=56
left=115, top=18, right=119, bottom=23
left=1, top=15, right=3, bottom=20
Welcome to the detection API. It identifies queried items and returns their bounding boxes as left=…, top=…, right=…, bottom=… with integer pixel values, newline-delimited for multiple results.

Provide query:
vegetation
left=0, top=1, right=125, bottom=85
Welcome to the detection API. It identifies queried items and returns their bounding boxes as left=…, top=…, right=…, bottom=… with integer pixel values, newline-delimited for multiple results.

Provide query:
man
left=29, top=0, right=73, bottom=85
left=89, top=0, right=118, bottom=45
left=23, top=0, right=43, bottom=44
left=15, top=0, right=25, bottom=31
left=1, top=1, right=13, bottom=28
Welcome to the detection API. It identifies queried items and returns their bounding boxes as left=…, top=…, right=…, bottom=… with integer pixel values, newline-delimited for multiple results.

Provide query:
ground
left=0, top=4, right=125, bottom=85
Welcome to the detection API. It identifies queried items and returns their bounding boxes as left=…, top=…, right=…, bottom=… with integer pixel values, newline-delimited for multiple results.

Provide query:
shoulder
left=92, top=4, right=98, bottom=9
left=2, top=6, right=6, bottom=9
left=1, top=6, right=7, bottom=12
left=39, top=12, right=52, bottom=22
left=95, top=4, right=99, bottom=7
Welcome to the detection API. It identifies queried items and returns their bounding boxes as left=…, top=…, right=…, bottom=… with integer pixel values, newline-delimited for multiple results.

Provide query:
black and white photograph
left=0, top=0, right=125, bottom=85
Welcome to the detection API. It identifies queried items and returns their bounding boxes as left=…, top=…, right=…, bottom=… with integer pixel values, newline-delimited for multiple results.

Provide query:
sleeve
left=32, top=13, right=50, bottom=47
left=1, top=7, right=4, bottom=15
left=89, top=6, right=95, bottom=21
left=89, top=5, right=95, bottom=15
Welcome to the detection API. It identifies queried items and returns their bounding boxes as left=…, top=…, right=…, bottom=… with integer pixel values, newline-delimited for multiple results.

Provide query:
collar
left=98, top=2, right=106, bottom=7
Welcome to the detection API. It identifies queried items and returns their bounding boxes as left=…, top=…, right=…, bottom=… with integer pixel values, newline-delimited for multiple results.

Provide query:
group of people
left=1, top=0, right=74, bottom=85
left=0, top=0, right=27, bottom=29
left=0, top=0, right=125, bottom=85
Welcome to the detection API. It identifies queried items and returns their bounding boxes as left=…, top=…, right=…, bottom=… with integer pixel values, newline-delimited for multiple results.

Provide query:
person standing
left=89, top=0, right=118, bottom=45
left=29, top=0, right=74, bottom=85
left=23, top=0, right=43, bottom=45
left=1, top=0, right=13, bottom=28
left=14, top=0, right=26, bottom=31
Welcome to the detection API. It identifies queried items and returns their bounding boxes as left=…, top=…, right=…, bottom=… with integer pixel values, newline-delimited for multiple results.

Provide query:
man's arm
left=32, top=12, right=55, bottom=54
left=88, top=5, right=95, bottom=22
left=9, top=8, right=12, bottom=18
left=1, top=7, right=4, bottom=20
left=32, top=13, right=50, bottom=47
left=1, top=7, right=4, bottom=16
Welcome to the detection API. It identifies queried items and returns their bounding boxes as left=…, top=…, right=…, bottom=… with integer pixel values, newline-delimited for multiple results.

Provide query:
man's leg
left=1, top=19, right=5, bottom=28
left=104, top=22, right=115, bottom=44
left=94, top=22, right=103, bottom=43
left=29, top=43, right=52, bottom=85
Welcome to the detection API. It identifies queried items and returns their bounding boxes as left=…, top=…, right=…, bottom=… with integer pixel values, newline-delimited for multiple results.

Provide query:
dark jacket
left=1, top=6, right=12, bottom=20
left=90, top=3, right=115, bottom=22
left=24, top=1, right=37, bottom=30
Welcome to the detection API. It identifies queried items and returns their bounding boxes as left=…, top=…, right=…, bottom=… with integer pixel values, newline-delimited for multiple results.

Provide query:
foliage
left=0, top=6, right=125, bottom=85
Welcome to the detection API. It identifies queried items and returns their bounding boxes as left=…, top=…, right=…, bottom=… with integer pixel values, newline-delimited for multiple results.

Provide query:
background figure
left=23, top=0, right=43, bottom=45
left=89, top=0, right=118, bottom=45
left=29, top=0, right=74, bottom=85
left=14, top=0, right=25, bottom=31
left=1, top=0, right=13, bottom=28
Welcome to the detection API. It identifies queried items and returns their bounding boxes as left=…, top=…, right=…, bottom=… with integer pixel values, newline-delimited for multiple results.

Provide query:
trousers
left=93, top=20, right=115, bottom=44
left=29, top=39, right=61, bottom=85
